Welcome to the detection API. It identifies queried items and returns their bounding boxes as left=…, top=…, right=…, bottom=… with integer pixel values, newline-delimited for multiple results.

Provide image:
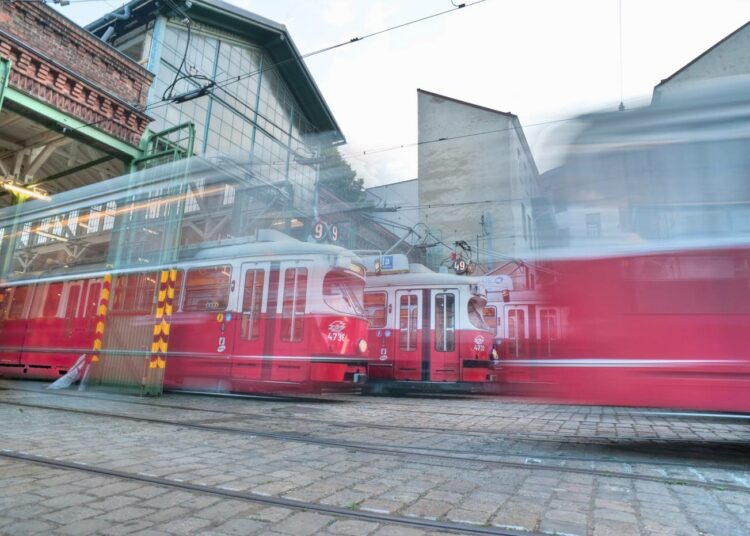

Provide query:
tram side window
left=539, top=309, right=559, bottom=340
left=184, top=266, right=231, bottom=312
left=241, top=269, right=265, bottom=340
left=483, top=306, right=498, bottom=337
left=399, top=295, right=418, bottom=351
left=85, top=282, right=101, bottom=319
left=507, top=309, right=525, bottom=339
left=7, top=286, right=30, bottom=320
left=0, top=288, right=7, bottom=319
left=42, top=282, right=64, bottom=318
left=364, top=292, right=387, bottom=328
left=435, top=293, right=455, bottom=352
left=281, top=267, right=307, bottom=342
left=112, top=273, right=158, bottom=313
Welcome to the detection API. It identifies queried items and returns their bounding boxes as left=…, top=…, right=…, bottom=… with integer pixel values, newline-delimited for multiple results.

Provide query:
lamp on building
left=1, top=179, right=51, bottom=202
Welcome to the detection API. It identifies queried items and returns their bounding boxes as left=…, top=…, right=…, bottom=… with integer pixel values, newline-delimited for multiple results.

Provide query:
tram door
left=231, top=262, right=269, bottom=382
left=505, top=305, right=529, bottom=357
left=394, top=290, right=422, bottom=381
left=431, top=290, right=459, bottom=382
left=505, top=305, right=530, bottom=382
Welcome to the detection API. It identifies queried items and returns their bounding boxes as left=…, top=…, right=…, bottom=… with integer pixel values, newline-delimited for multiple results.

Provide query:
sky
left=56, top=0, right=750, bottom=186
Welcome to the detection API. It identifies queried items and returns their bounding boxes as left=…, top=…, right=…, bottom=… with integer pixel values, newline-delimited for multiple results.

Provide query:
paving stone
left=158, top=516, right=214, bottom=534
left=445, top=507, right=491, bottom=525
left=327, top=519, right=380, bottom=535
left=359, top=499, right=402, bottom=514
left=42, top=505, right=100, bottom=524
left=249, top=506, right=294, bottom=522
left=213, top=518, right=266, bottom=535
left=402, top=499, right=453, bottom=520
left=274, top=511, right=336, bottom=535
left=52, top=518, right=114, bottom=536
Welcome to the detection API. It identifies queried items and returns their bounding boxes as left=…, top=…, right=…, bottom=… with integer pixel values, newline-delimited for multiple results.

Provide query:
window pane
left=241, top=269, right=265, bottom=340
left=7, top=286, right=30, bottom=319
left=399, top=295, right=417, bottom=351
left=435, top=293, right=455, bottom=352
left=483, top=306, right=498, bottom=337
left=364, top=292, right=387, bottom=328
left=540, top=309, right=559, bottom=341
left=281, top=268, right=307, bottom=342
left=184, top=266, right=231, bottom=312
left=112, top=273, right=157, bottom=313
left=43, top=282, right=64, bottom=318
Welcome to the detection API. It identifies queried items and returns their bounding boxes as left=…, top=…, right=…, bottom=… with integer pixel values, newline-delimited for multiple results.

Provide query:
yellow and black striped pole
left=143, top=268, right=176, bottom=396
left=85, top=273, right=111, bottom=387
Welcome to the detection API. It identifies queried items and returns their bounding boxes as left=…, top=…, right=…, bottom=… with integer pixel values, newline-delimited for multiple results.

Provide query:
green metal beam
left=3, top=87, right=144, bottom=159
left=0, top=58, right=10, bottom=113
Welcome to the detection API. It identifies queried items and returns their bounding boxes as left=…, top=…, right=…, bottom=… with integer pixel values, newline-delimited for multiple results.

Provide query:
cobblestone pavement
left=1, top=379, right=749, bottom=536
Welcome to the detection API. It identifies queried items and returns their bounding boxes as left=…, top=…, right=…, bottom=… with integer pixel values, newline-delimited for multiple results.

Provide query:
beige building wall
left=653, top=21, right=750, bottom=102
left=417, top=89, right=539, bottom=275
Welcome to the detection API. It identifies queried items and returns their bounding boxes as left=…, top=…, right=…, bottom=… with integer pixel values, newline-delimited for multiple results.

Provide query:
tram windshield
left=323, top=271, right=366, bottom=317
left=467, top=296, right=490, bottom=331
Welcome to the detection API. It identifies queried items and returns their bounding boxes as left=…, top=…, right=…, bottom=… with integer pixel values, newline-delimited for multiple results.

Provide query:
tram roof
left=365, top=271, right=486, bottom=290
left=1, top=233, right=361, bottom=286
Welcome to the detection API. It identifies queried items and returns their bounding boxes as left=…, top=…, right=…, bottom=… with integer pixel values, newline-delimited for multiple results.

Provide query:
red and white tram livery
left=361, top=255, right=494, bottom=391
left=0, top=232, right=370, bottom=393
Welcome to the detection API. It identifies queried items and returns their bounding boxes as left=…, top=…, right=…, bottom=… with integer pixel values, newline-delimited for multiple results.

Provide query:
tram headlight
left=357, top=338, right=368, bottom=354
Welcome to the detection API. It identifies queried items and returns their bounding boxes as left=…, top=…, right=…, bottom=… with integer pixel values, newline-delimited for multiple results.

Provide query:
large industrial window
left=184, top=266, right=231, bottom=312
left=434, top=293, right=455, bottom=352
left=399, top=295, right=418, bottom=351
left=281, top=268, right=307, bottom=342
left=364, top=292, right=387, bottom=328
left=241, top=269, right=265, bottom=340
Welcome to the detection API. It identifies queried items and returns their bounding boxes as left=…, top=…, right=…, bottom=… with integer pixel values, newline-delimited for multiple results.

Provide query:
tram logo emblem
left=327, top=320, right=347, bottom=342
left=473, top=335, right=485, bottom=351
left=379, top=347, right=388, bottom=361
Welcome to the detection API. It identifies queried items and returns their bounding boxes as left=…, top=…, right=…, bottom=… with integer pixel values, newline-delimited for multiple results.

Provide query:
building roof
left=417, top=88, right=517, bottom=119
left=654, top=20, right=750, bottom=92
left=417, top=89, right=539, bottom=176
left=86, top=0, right=344, bottom=143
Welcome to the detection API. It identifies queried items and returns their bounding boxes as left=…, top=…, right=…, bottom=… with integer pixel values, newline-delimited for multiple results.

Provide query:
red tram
left=0, top=234, right=370, bottom=393
left=361, top=255, right=495, bottom=393
left=482, top=275, right=566, bottom=370
left=505, top=78, right=750, bottom=413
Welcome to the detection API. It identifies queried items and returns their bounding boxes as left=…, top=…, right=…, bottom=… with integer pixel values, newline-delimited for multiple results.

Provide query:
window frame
left=434, top=292, right=456, bottom=352
left=183, top=265, right=232, bottom=313
left=364, top=291, right=387, bottom=329
left=280, top=267, right=307, bottom=342
left=241, top=268, right=265, bottom=341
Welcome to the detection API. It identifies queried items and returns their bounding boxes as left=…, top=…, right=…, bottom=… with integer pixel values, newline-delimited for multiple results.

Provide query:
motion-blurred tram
left=360, top=255, right=496, bottom=393
left=0, top=231, right=370, bottom=393
left=481, top=275, right=566, bottom=364
left=508, top=77, right=750, bottom=413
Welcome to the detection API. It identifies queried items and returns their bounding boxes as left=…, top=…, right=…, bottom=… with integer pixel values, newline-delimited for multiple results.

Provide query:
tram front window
left=468, top=296, right=489, bottom=331
left=323, top=271, right=365, bottom=316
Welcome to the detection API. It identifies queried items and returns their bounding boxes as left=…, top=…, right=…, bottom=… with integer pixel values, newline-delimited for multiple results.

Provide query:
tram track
left=1, top=384, right=747, bottom=470
left=4, top=384, right=747, bottom=447
left=0, top=449, right=539, bottom=536
left=2, top=397, right=749, bottom=493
